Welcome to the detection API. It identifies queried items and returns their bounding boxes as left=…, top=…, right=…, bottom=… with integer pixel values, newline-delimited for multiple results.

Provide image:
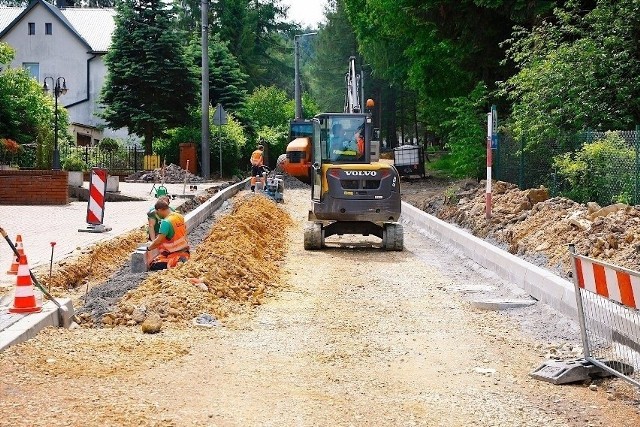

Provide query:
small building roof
left=0, top=7, right=22, bottom=33
left=61, top=8, right=115, bottom=53
left=0, top=1, right=115, bottom=53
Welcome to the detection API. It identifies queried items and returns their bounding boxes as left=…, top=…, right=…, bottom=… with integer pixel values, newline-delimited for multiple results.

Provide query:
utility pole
left=294, top=32, right=317, bottom=120
left=201, top=0, right=210, bottom=179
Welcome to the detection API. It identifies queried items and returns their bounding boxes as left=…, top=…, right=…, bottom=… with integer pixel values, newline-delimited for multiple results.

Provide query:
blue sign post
left=491, top=105, right=498, bottom=150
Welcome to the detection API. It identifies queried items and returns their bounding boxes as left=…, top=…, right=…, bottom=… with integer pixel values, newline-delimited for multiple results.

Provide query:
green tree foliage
left=186, top=34, right=248, bottom=112
left=100, top=0, right=198, bottom=155
left=210, top=0, right=295, bottom=90
left=440, top=83, right=489, bottom=178
left=308, top=0, right=358, bottom=112
left=241, top=86, right=319, bottom=165
left=553, top=132, right=635, bottom=205
left=501, top=0, right=640, bottom=148
left=0, top=42, right=71, bottom=168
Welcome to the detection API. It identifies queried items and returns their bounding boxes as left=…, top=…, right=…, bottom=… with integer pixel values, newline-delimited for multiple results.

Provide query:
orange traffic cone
left=6, top=235, right=25, bottom=275
left=9, top=254, right=41, bottom=314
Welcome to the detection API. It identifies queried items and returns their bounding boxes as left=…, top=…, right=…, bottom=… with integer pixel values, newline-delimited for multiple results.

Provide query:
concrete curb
left=0, top=298, right=74, bottom=352
left=401, top=201, right=579, bottom=320
left=131, top=178, right=250, bottom=272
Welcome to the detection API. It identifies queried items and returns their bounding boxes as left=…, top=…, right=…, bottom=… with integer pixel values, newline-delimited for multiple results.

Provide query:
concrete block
left=0, top=298, right=74, bottom=352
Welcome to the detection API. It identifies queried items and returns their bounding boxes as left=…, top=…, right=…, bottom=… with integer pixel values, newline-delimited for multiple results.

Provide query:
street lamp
left=43, top=76, right=68, bottom=170
left=294, top=32, right=317, bottom=120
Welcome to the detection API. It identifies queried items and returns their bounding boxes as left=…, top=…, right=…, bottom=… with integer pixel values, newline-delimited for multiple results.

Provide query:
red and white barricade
left=79, top=168, right=112, bottom=233
left=570, top=244, right=640, bottom=387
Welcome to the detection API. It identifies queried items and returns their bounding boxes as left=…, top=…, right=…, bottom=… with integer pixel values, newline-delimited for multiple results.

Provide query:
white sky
left=280, top=0, right=327, bottom=28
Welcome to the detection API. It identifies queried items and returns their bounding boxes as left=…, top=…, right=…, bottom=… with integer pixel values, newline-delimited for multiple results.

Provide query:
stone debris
left=410, top=180, right=640, bottom=274
left=141, top=313, right=162, bottom=334
left=192, top=313, right=220, bottom=328
left=126, top=163, right=205, bottom=183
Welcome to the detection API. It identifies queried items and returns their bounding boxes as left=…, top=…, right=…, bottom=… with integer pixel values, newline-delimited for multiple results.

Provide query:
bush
left=553, top=131, right=635, bottom=205
left=62, top=154, right=87, bottom=171
left=440, top=83, right=488, bottom=179
left=99, top=137, right=120, bottom=152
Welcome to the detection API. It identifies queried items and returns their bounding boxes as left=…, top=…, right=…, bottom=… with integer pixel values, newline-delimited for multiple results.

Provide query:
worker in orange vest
left=250, top=144, right=266, bottom=192
left=146, top=200, right=190, bottom=270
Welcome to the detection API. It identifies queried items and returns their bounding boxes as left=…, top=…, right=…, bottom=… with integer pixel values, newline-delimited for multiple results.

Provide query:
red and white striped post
left=78, top=167, right=112, bottom=233
left=486, top=112, right=492, bottom=219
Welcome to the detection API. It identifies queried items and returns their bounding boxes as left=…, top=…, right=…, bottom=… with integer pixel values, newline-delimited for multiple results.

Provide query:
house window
left=45, top=23, right=52, bottom=35
left=22, top=63, right=39, bottom=81
left=28, top=22, right=35, bottom=35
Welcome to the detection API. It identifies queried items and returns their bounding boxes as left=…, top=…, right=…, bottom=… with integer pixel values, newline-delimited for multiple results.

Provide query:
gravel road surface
left=0, top=188, right=639, bottom=426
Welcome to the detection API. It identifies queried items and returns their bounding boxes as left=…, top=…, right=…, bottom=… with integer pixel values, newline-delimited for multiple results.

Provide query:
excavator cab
left=283, top=120, right=314, bottom=184
left=304, top=113, right=403, bottom=251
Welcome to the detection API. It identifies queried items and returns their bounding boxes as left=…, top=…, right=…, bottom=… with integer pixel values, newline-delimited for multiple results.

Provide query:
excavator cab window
left=320, top=116, right=368, bottom=163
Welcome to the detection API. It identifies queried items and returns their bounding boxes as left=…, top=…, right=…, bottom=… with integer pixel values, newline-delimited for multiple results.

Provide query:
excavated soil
left=77, top=201, right=233, bottom=325
left=103, top=194, right=293, bottom=327
left=404, top=179, right=640, bottom=275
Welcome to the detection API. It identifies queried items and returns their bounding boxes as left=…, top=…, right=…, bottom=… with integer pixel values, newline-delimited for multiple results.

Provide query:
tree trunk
left=144, top=123, right=153, bottom=155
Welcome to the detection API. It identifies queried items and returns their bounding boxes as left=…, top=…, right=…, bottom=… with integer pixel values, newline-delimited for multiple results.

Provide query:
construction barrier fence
left=569, top=245, right=640, bottom=387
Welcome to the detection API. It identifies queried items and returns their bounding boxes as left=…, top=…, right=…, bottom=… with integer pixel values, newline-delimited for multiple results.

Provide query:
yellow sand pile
left=113, top=194, right=293, bottom=324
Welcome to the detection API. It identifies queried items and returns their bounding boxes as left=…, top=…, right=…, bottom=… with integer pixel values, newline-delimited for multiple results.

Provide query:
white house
left=0, top=0, right=128, bottom=145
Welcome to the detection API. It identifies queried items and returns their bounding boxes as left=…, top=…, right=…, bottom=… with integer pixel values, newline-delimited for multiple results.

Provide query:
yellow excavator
left=285, top=57, right=403, bottom=250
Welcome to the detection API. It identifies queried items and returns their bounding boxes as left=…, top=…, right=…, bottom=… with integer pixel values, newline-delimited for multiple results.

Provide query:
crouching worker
left=146, top=200, right=190, bottom=271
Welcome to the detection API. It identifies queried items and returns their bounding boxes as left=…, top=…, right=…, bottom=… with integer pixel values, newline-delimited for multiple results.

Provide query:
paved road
left=0, top=182, right=224, bottom=289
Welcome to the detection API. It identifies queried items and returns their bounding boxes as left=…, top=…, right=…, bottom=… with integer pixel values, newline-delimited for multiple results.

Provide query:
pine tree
left=186, top=34, right=248, bottom=113
left=100, top=0, right=197, bottom=154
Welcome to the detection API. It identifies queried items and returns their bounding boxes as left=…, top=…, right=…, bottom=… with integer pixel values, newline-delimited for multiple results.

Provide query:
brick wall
left=0, top=170, right=68, bottom=205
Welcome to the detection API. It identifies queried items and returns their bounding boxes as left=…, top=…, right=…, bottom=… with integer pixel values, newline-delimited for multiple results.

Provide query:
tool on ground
left=284, top=56, right=403, bottom=251
left=183, top=160, right=190, bottom=195
left=6, top=234, right=24, bottom=275
left=9, top=254, right=41, bottom=314
left=259, top=165, right=285, bottom=203
left=0, top=227, right=79, bottom=324
left=150, top=159, right=169, bottom=198
left=49, top=241, right=56, bottom=289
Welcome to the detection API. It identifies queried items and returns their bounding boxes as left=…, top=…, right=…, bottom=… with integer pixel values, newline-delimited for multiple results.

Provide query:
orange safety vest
left=160, top=212, right=189, bottom=253
left=250, top=149, right=264, bottom=166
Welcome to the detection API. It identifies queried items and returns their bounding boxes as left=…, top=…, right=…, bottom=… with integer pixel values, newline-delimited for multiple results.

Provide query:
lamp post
left=294, top=32, right=317, bottom=120
left=43, top=77, right=68, bottom=170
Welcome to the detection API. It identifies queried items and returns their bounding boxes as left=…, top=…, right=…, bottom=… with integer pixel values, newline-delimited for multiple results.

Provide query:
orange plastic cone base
left=9, top=301, right=41, bottom=314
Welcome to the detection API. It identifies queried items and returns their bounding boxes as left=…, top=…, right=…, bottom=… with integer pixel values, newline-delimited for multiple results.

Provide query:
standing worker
left=147, top=196, right=174, bottom=240
left=146, top=200, right=190, bottom=270
left=250, top=144, right=266, bottom=192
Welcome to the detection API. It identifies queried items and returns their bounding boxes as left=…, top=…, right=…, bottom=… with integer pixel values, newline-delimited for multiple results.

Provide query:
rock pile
left=417, top=180, right=640, bottom=275
left=126, top=163, right=205, bottom=183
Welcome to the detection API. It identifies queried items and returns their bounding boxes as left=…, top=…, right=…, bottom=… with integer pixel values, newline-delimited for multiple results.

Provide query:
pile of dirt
left=126, top=163, right=205, bottom=183
left=412, top=180, right=640, bottom=275
left=40, top=229, right=147, bottom=292
left=105, top=194, right=293, bottom=327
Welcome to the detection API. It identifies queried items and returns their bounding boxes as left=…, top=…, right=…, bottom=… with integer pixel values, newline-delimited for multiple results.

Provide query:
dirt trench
left=0, top=188, right=639, bottom=426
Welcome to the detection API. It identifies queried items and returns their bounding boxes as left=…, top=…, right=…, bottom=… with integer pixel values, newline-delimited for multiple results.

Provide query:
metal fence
left=61, top=145, right=144, bottom=175
left=495, top=126, right=640, bottom=206
left=569, top=246, right=640, bottom=387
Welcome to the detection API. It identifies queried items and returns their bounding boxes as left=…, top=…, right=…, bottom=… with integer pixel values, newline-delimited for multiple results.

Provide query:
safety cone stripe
left=14, top=285, right=35, bottom=297
left=17, top=263, right=30, bottom=276
left=574, top=256, right=640, bottom=309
